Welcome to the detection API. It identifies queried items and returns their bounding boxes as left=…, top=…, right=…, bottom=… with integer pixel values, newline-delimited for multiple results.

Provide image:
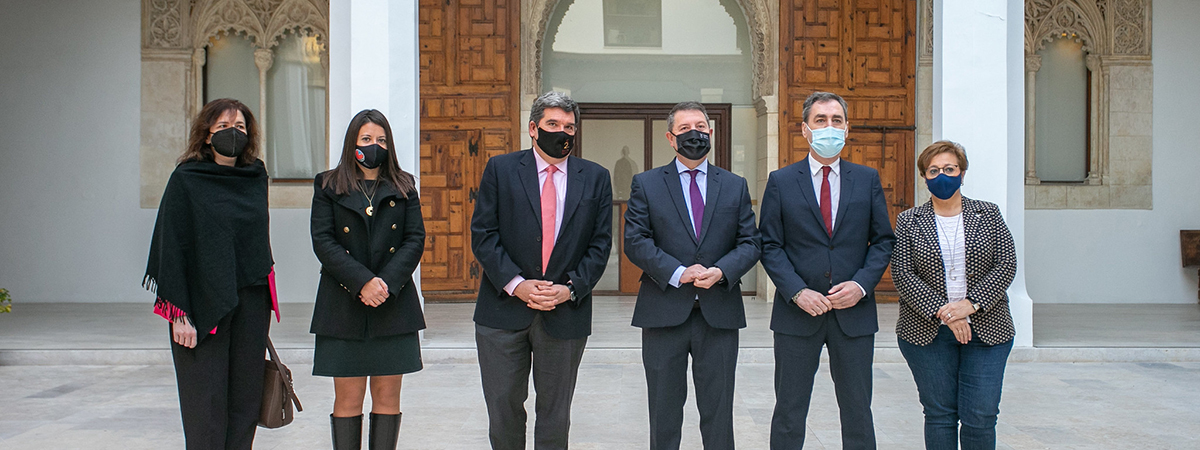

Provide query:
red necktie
left=821, top=166, right=833, bottom=237
left=541, top=165, right=558, bottom=273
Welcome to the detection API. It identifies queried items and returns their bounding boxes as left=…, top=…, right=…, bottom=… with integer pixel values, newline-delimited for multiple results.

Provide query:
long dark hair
left=179, top=98, right=261, bottom=167
left=323, top=109, right=416, bottom=197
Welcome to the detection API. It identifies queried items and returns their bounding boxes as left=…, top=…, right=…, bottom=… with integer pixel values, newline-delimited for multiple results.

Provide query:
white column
left=933, top=0, right=1033, bottom=347
left=329, top=0, right=424, bottom=311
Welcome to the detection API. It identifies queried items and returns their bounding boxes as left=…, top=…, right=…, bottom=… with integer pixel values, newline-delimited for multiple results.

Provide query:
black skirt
left=312, top=332, right=423, bottom=377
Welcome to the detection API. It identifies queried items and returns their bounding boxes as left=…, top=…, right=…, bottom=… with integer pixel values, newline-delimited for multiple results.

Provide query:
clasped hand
left=937, top=300, right=976, bottom=344
left=793, top=282, right=864, bottom=317
left=359, top=277, right=390, bottom=307
left=680, top=264, right=723, bottom=289
left=514, top=279, right=570, bottom=311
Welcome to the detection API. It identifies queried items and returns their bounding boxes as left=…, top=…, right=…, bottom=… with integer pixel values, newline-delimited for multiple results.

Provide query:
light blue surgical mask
left=805, top=124, right=846, bottom=159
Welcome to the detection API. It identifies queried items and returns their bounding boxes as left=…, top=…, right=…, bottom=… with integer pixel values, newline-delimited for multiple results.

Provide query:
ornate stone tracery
left=141, top=0, right=330, bottom=207
left=1021, top=0, right=1153, bottom=209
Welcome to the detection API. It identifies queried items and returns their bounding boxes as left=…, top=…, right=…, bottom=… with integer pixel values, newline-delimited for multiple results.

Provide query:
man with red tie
left=759, top=91, right=895, bottom=449
left=624, top=101, right=761, bottom=449
left=470, top=91, right=613, bottom=450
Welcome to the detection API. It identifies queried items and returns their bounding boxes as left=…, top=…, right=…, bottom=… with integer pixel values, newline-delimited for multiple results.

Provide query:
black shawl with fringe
left=144, top=159, right=273, bottom=335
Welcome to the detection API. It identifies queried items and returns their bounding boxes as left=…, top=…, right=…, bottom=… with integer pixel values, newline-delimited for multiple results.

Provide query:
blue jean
left=898, top=326, right=1013, bottom=450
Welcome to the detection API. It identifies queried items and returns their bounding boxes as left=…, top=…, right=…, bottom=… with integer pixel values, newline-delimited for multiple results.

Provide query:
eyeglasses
left=925, top=165, right=960, bottom=177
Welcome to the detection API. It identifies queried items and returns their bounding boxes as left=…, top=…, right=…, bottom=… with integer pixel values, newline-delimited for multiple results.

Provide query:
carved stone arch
left=521, top=0, right=776, bottom=102
left=262, top=0, right=328, bottom=49
left=1026, top=0, right=1106, bottom=54
left=192, top=0, right=267, bottom=48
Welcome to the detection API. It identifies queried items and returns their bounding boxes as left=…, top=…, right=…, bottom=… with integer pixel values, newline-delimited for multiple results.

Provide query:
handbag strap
left=265, top=337, right=304, bottom=411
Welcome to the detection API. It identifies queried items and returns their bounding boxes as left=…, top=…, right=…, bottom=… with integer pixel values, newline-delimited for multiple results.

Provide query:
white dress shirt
left=668, top=159, right=708, bottom=288
left=807, top=157, right=866, bottom=298
left=504, top=151, right=568, bottom=295
left=808, top=156, right=842, bottom=229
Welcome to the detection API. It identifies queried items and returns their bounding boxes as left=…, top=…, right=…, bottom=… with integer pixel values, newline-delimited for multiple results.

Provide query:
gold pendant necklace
left=360, top=179, right=379, bottom=216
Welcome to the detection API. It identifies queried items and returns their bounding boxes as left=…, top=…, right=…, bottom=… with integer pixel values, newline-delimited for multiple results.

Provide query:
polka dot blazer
left=890, top=197, right=1017, bottom=346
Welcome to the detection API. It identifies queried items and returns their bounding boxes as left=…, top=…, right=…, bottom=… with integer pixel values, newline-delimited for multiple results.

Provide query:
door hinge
left=469, top=262, right=480, bottom=279
left=469, top=187, right=478, bottom=203
left=468, top=136, right=479, bottom=156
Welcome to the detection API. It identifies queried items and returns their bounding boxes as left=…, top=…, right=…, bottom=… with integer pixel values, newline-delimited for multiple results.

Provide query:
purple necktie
left=687, top=169, right=704, bottom=238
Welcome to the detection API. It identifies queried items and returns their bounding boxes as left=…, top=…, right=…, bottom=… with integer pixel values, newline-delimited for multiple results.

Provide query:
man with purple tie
left=624, top=101, right=762, bottom=450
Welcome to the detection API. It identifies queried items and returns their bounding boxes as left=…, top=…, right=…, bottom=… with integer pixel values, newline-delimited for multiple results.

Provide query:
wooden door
left=780, top=0, right=916, bottom=299
left=419, top=0, right=520, bottom=301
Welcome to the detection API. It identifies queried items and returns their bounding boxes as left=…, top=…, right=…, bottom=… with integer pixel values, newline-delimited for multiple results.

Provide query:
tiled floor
left=2, top=361, right=1199, bottom=449
left=1, top=299, right=1199, bottom=448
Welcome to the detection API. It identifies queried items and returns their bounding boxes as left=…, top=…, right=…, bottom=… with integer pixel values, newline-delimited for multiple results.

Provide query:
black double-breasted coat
left=309, top=171, right=426, bottom=340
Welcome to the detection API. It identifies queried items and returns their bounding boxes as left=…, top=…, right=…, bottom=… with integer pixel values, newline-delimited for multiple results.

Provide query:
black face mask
left=536, top=127, right=575, bottom=159
left=210, top=128, right=249, bottom=158
left=672, top=129, right=711, bottom=161
left=355, top=144, right=386, bottom=169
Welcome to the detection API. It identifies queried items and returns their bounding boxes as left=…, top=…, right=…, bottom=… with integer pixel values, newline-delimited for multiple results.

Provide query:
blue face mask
left=806, top=124, right=846, bottom=159
left=925, top=173, right=962, bottom=200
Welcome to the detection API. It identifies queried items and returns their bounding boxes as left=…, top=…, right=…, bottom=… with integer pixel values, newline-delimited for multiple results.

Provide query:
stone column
left=933, top=0, right=1033, bottom=346
left=755, top=95, right=778, bottom=302
left=1024, top=54, right=1041, bottom=184
left=254, top=47, right=274, bottom=164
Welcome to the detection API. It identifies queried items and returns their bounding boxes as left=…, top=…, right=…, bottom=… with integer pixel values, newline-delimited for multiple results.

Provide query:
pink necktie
left=541, top=165, right=558, bottom=274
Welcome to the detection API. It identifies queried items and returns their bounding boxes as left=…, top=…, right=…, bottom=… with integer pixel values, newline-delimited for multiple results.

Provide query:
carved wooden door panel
left=781, top=0, right=916, bottom=298
left=419, top=0, right=520, bottom=300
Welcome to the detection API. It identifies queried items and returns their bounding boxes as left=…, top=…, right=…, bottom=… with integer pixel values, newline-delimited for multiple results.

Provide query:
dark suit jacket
left=624, top=161, right=762, bottom=330
left=891, top=197, right=1016, bottom=346
left=470, top=149, right=613, bottom=340
left=309, top=172, right=426, bottom=340
left=759, top=158, right=895, bottom=338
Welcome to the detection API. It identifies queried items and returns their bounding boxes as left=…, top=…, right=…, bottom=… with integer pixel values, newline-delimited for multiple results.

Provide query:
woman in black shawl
left=310, top=109, right=425, bottom=450
left=144, top=98, right=276, bottom=450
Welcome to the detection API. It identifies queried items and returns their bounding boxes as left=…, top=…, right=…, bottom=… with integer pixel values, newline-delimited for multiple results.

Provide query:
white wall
left=0, top=0, right=152, bottom=302
left=0, top=0, right=321, bottom=304
left=1025, top=0, right=1200, bottom=303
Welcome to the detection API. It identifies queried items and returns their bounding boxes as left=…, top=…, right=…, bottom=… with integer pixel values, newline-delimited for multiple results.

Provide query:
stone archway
left=520, top=0, right=777, bottom=105
left=519, top=0, right=779, bottom=298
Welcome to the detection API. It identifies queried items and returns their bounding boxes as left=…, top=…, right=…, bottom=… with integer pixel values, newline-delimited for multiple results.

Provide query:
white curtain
left=267, top=34, right=326, bottom=179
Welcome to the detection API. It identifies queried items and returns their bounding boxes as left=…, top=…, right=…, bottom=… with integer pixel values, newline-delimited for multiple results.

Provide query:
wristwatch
left=970, top=301, right=981, bottom=312
left=567, top=284, right=577, bottom=302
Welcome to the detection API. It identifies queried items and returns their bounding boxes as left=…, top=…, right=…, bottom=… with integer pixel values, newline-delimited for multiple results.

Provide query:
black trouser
left=476, top=313, right=588, bottom=450
left=170, top=285, right=271, bottom=450
left=770, top=314, right=876, bottom=450
left=642, top=307, right=740, bottom=450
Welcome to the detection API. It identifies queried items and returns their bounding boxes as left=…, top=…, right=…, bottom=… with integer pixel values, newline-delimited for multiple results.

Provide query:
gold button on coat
left=391, top=224, right=397, bottom=230
left=343, top=227, right=350, bottom=233
left=389, top=247, right=396, bottom=253
left=389, top=200, right=396, bottom=207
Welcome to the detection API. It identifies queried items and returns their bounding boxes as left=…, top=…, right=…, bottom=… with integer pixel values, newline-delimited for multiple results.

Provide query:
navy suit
left=624, top=160, right=761, bottom=450
left=759, top=157, right=895, bottom=450
left=470, top=149, right=613, bottom=450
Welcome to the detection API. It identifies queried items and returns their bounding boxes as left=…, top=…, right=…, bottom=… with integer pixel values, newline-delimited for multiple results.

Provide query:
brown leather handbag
left=259, top=337, right=303, bottom=428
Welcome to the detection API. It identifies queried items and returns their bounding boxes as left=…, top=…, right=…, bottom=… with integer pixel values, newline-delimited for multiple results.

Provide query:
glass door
left=577, top=103, right=731, bottom=295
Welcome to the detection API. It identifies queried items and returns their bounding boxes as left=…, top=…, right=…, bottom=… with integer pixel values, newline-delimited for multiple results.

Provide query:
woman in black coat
left=311, top=109, right=426, bottom=450
left=891, top=141, right=1017, bottom=450
left=145, top=98, right=277, bottom=450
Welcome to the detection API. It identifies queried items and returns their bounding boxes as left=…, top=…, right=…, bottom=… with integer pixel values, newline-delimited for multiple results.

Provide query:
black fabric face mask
left=355, top=144, right=386, bottom=169
left=536, top=127, right=575, bottom=159
left=673, top=129, right=712, bottom=160
left=210, top=128, right=249, bottom=158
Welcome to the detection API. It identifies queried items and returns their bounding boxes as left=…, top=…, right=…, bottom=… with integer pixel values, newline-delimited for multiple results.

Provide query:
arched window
left=203, top=29, right=328, bottom=180
left=1033, top=35, right=1090, bottom=182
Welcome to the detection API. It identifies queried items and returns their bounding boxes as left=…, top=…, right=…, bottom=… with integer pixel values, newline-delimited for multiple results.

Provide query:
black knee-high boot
left=368, top=412, right=401, bottom=450
left=331, top=414, right=363, bottom=450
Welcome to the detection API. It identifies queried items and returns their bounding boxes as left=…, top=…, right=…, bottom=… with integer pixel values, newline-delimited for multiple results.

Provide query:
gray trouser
left=476, top=313, right=587, bottom=450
